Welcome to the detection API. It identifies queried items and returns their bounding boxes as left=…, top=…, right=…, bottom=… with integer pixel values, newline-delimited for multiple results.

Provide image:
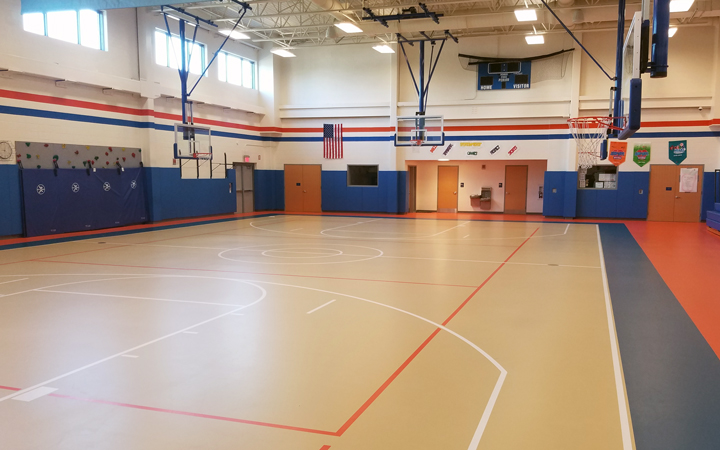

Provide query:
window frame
left=154, top=29, right=207, bottom=76
left=347, top=165, right=380, bottom=187
left=217, top=50, right=256, bottom=89
left=578, top=165, right=618, bottom=190
left=22, top=10, right=107, bottom=51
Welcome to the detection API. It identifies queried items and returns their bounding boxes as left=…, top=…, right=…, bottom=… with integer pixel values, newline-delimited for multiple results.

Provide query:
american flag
left=323, top=123, right=343, bottom=159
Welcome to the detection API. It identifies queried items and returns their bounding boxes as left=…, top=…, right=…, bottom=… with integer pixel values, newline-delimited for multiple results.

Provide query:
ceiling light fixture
left=271, top=48, right=296, bottom=57
left=438, top=159, right=450, bottom=161
left=668, top=26, right=678, bottom=37
left=514, top=9, right=537, bottom=21
left=219, top=29, right=250, bottom=40
left=373, top=44, right=395, bottom=53
left=525, top=34, right=544, bottom=45
left=335, top=22, right=363, bottom=33
left=669, top=0, right=694, bottom=12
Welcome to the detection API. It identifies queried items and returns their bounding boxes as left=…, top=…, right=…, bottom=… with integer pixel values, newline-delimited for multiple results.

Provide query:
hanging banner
left=669, top=140, right=688, bottom=165
left=608, top=141, right=628, bottom=166
left=633, top=143, right=651, bottom=167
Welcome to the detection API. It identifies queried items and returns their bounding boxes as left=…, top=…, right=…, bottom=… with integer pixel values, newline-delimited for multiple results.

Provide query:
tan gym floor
left=0, top=216, right=631, bottom=450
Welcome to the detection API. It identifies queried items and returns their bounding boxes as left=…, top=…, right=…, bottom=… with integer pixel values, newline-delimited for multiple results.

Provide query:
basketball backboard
left=618, top=11, right=648, bottom=140
left=395, top=115, right=444, bottom=147
left=174, top=123, right=213, bottom=160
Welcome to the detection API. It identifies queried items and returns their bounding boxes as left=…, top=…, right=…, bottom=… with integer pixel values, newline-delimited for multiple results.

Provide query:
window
left=155, top=30, right=205, bottom=75
left=579, top=165, right=618, bottom=189
left=348, top=165, right=379, bottom=187
left=22, top=10, right=106, bottom=50
left=218, top=51, right=255, bottom=89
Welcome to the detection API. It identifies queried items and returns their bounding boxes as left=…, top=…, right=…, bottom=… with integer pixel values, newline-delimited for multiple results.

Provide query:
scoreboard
left=477, top=61, right=532, bottom=90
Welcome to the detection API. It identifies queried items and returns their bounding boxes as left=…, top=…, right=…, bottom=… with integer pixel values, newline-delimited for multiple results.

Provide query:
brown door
left=284, top=165, right=304, bottom=212
left=437, top=166, right=459, bottom=212
left=302, top=165, right=322, bottom=212
left=284, top=164, right=322, bottom=212
left=408, top=166, right=417, bottom=213
left=673, top=165, right=703, bottom=222
left=504, top=165, right=528, bottom=214
left=648, top=165, right=703, bottom=222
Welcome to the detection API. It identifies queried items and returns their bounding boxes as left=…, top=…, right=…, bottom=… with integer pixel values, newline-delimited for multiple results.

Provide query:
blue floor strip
left=600, top=223, right=720, bottom=450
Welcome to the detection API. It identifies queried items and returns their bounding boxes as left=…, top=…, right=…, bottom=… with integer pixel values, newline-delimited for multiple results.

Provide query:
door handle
left=675, top=196, right=680, bottom=199
left=303, top=190, right=307, bottom=193
left=454, top=191, right=457, bottom=195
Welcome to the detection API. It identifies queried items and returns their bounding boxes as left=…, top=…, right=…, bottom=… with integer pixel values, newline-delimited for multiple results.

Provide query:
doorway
left=408, top=166, right=417, bottom=213
left=647, top=164, right=704, bottom=222
left=284, top=164, right=322, bottom=212
left=437, top=166, right=459, bottom=213
left=504, top=165, right=528, bottom=214
left=233, top=163, right=254, bottom=213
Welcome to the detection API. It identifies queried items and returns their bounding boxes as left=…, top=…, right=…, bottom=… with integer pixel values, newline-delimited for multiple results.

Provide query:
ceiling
left=166, top=0, right=720, bottom=48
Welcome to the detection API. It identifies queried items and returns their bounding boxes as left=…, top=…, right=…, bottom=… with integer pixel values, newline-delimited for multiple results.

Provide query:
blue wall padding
left=0, top=165, right=23, bottom=236
left=576, top=172, right=650, bottom=219
left=21, top=168, right=147, bottom=237
left=145, top=167, right=236, bottom=222
left=542, top=171, right=577, bottom=217
left=254, top=170, right=284, bottom=210
left=700, top=172, right=715, bottom=221
left=322, top=171, right=408, bottom=213
left=707, top=211, right=720, bottom=231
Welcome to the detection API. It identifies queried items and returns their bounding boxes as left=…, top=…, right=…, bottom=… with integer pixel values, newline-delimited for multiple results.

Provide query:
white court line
left=564, top=223, right=570, bottom=235
left=380, top=254, right=599, bottom=269
left=0, top=278, right=29, bottom=286
left=121, top=354, right=139, bottom=358
left=251, top=280, right=506, bottom=450
left=35, top=289, right=244, bottom=307
left=76, top=241, right=232, bottom=251
left=428, top=221, right=471, bottom=237
left=306, top=299, right=336, bottom=314
left=0, top=276, right=267, bottom=403
left=230, top=313, right=244, bottom=316
left=596, top=226, right=634, bottom=450
left=11, top=387, right=57, bottom=402
left=182, top=331, right=199, bottom=334
left=463, top=235, right=470, bottom=239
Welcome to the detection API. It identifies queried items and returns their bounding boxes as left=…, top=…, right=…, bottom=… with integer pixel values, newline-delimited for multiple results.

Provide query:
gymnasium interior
left=1, top=0, right=720, bottom=449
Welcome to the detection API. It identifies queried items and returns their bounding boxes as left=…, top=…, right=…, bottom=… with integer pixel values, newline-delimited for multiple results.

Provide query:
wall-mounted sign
left=490, top=145, right=500, bottom=154
left=608, top=141, right=628, bottom=166
left=508, top=146, right=518, bottom=155
left=669, top=140, right=687, bottom=165
left=460, top=142, right=483, bottom=147
left=633, top=143, right=651, bottom=167
left=467, top=151, right=478, bottom=156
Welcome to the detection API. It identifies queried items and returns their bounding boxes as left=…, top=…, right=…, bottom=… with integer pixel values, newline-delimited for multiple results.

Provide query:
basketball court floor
left=0, top=215, right=637, bottom=450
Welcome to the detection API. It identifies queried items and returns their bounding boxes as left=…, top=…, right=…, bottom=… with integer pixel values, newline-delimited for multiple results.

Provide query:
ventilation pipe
left=557, top=0, right=575, bottom=6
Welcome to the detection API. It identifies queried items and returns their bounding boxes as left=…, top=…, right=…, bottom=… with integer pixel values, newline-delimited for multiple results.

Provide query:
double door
left=284, top=164, right=322, bottom=212
left=647, top=165, right=703, bottom=222
left=234, top=163, right=254, bottom=213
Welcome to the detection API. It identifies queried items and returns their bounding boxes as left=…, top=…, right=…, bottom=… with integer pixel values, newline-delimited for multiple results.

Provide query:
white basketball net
left=567, top=117, right=614, bottom=169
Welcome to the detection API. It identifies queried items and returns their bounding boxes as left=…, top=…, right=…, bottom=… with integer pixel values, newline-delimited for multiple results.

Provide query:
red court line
left=334, top=228, right=539, bottom=436
left=0, top=385, right=21, bottom=391
left=319, top=445, right=331, bottom=450
left=30, top=259, right=477, bottom=289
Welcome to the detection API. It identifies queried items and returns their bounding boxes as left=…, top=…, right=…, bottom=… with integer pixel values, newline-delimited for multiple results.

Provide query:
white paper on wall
left=679, top=168, right=698, bottom=193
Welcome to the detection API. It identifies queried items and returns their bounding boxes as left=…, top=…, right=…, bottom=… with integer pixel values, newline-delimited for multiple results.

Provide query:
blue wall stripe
left=600, top=224, right=720, bottom=450
left=4, top=105, right=720, bottom=144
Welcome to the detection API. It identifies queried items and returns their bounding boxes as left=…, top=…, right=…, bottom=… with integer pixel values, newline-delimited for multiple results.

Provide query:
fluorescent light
left=438, top=159, right=450, bottom=161
left=525, top=35, right=544, bottom=45
left=514, top=9, right=537, bottom=21
left=373, top=44, right=395, bottom=53
left=219, top=29, right=250, bottom=40
left=335, top=22, right=363, bottom=33
left=668, top=26, right=678, bottom=37
left=669, top=0, right=694, bottom=12
left=271, top=48, right=296, bottom=57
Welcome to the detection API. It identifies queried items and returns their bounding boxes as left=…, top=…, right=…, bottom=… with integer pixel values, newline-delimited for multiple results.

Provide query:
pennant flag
left=633, top=143, right=651, bottom=167
left=608, top=141, right=628, bottom=166
left=669, top=140, right=687, bottom=165
left=323, top=124, right=343, bottom=159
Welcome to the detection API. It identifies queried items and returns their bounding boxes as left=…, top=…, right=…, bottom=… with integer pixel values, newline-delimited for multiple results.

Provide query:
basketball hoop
left=193, top=152, right=212, bottom=160
left=567, top=116, right=626, bottom=169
